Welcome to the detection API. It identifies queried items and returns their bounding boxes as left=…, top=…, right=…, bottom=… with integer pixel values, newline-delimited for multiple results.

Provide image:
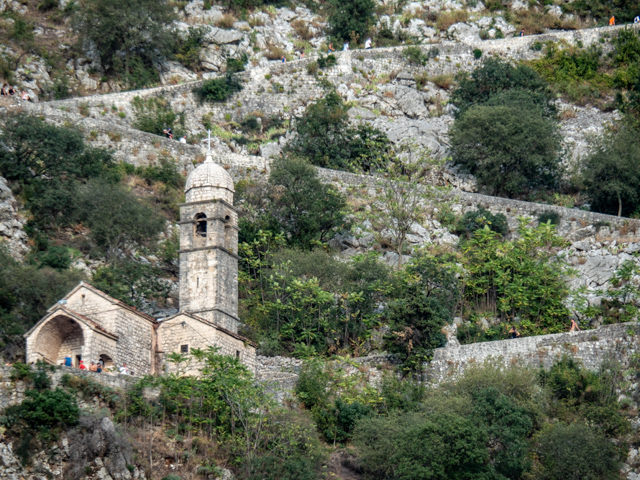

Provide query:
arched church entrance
left=33, top=316, right=84, bottom=366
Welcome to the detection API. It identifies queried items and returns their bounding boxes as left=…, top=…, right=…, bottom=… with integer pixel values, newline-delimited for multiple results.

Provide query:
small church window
left=235, top=350, right=240, bottom=360
left=195, top=213, right=207, bottom=237
left=181, top=344, right=189, bottom=354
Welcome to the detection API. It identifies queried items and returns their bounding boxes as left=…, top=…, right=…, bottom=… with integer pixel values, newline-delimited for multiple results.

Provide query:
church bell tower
left=178, top=147, right=240, bottom=333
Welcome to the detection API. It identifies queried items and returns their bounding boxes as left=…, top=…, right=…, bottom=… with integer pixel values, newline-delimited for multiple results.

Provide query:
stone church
left=24, top=153, right=256, bottom=375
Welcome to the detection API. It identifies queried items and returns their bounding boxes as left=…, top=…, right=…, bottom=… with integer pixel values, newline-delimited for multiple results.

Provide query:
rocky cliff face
left=0, top=177, right=27, bottom=259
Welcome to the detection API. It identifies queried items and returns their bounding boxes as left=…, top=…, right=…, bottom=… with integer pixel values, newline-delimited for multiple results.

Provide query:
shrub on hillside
left=268, top=155, right=350, bottom=249
left=0, top=113, right=117, bottom=229
left=196, top=75, right=243, bottom=102
left=462, top=221, right=571, bottom=336
left=354, top=412, right=493, bottom=480
left=454, top=207, right=508, bottom=238
left=534, top=423, right=621, bottom=480
left=131, top=96, right=184, bottom=137
left=384, top=255, right=459, bottom=373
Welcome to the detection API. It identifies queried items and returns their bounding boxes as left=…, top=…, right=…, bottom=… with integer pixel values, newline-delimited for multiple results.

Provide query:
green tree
left=581, top=125, right=640, bottom=216
left=73, top=0, right=177, bottom=85
left=74, top=179, right=166, bottom=258
left=328, top=0, right=375, bottom=43
left=0, top=114, right=116, bottom=228
left=15, top=388, right=80, bottom=431
left=370, top=153, right=433, bottom=266
left=196, top=75, right=243, bottom=103
left=0, top=247, right=83, bottom=359
left=449, top=104, right=562, bottom=197
left=288, top=91, right=389, bottom=172
left=268, top=155, right=350, bottom=249
left=471, top=387, right=533, bottom=479
left=385, top=255, right=459, bottom=373
left=451, top=58, right=554, bottom=117
left=534, top=423, right=620, bottom=480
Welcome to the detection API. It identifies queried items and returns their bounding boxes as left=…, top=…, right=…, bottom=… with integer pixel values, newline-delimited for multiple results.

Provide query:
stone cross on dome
left=207, top=129, right=211, bottom=153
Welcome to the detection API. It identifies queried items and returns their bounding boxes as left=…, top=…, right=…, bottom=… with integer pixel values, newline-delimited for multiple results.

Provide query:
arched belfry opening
left=34, top=315, right=84, bottom=365
left=194, top=213, right=207, bottom=247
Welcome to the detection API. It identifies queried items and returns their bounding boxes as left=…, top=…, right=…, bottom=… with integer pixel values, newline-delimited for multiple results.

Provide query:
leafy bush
left=8, top=388, right=80, bottom=431
left=196, top=75, right=243, bottom=102
left=315, top=398, right=372, bottom=443
left=226, top=56, right=247, bottom=74
left=537, top=211, right=561, bottom=225
left=534, top=423, right=621, bottom=480
left=354, top=412, right=494, bottom=480
left=295, top=360, right=330, bottom=409
left=174, top=27, right=207, bottom=71
left=455, top=207, right=508, bottom=238
left=317, top=54, right=337, bottom=69
left=403, top=46, right=426, bottom=66
left=385, top=255, right=459, bottom=372
left=74, top=179, right=166, bottom=258
left=0, top=113, right=116, bottom=229
left=268, top=155, right=350, bottom=249
left=531, top=44, right=609, bottom=105
left=328, top=0, right=375, bottom=42
left=473, top=48, right=482, bottom=59
left=131, top=96, right=183, bottom=137
left=462, top=221, right=571, bottom=335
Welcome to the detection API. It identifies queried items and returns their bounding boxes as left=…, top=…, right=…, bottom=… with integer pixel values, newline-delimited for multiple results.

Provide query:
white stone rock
left=546, top=5, right=563, bottom=18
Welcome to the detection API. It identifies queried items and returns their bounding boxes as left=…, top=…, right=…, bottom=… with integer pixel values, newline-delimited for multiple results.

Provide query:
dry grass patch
left=514, top=10, right=583, bottom=34
left=436, top=10, right=469, bottom=31
left=216, top=13, right=237, bottom=29
left=265, top=45, right=286, bottom=60
left=428, top=73, right=455, bottom=90
left=291, top=19, right=314, bottom=41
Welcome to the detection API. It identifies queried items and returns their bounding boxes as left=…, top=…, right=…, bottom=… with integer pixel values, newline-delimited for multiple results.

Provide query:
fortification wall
left=31, top=24, right=634, bottom=137
left=427, top=322, right=640, bottom=383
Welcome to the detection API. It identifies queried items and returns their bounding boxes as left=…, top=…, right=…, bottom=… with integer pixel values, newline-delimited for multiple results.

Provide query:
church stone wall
left=65, top=289, right=118, bottom=332
left=112, top=310, right=155, bottom=376
left=157, top=315, right=256, bottom=375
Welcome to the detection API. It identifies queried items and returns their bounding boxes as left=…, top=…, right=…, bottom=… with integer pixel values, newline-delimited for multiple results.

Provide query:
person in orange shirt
left=609, top=16, right=615, bottom=26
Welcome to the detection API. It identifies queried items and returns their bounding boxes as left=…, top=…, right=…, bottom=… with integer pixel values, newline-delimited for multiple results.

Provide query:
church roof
left=185, top=153, right=234, bottom=194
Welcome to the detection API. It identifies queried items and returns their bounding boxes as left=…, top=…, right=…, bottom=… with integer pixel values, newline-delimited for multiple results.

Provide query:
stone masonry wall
left=427, top=322, right=640, bottom=383
left=0, top=366, right=135, bottom=411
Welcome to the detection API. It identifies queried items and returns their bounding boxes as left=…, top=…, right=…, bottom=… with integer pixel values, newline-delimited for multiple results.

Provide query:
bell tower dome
left=178, top=151, right=240, bottom=333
